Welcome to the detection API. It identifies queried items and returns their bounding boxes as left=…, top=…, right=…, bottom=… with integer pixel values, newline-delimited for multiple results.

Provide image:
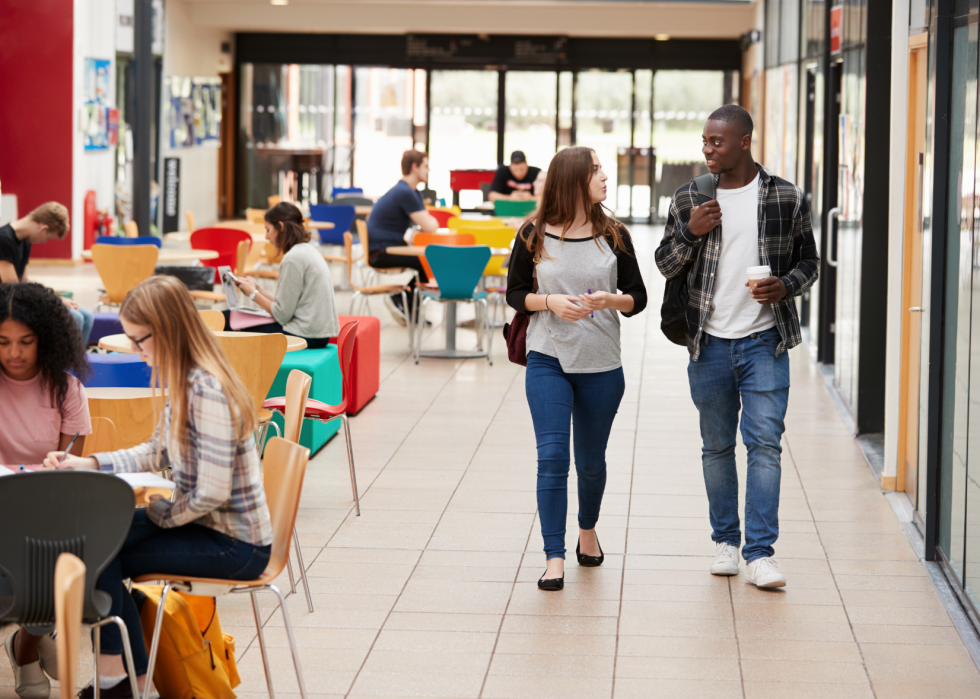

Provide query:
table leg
left=418, top=300, right=488, bottom=359
left=445, top=302, right=457, bottom=350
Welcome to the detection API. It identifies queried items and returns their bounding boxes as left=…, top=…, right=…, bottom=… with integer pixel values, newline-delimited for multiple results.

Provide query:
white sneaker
left=745, top=556, right=787, bottom=588
left=709, top=542, right=740, bottom=576
left=37, top=634, right=57, bottom=680
left=383, top=295, right=407, bottom=326
left=4, top=630, right=51, bottom=699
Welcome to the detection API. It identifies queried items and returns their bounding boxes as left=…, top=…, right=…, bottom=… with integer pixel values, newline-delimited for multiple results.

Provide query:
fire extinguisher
left=97, top=210, right=114, bottom=238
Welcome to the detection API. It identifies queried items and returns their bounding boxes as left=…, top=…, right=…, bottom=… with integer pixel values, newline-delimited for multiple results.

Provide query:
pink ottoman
left=331, top=315, right=379, bottom=415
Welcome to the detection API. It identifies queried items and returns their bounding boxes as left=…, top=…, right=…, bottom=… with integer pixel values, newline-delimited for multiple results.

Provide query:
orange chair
left=412, top=232, right=475, bottom=285
left=263, top=320, right=361, bottom=516
left=190, top=228, right=253, bottom=283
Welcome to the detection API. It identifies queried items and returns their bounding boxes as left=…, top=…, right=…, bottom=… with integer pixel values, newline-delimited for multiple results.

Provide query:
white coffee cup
left=747, top=265, right=771, bottom=303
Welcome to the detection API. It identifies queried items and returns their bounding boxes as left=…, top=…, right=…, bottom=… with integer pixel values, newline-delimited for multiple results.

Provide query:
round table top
left=98, top=332, right=308, bottom=354
left=386, top=245, right=511, bottom=257
left=307, top=221, right=336, bottom=230
left=82, top=248, right=220, bottom=262
left=85, top=387, right=164, bottom=399
left=355, top=206, right=372, bottom=216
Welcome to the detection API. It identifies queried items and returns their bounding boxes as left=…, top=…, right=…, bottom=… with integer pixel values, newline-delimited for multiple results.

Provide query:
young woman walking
left=0, top=283, right=91, bottom=699
left=47, top=276, right=272, bottom=697
left=506, top=147, right=647, bottom=590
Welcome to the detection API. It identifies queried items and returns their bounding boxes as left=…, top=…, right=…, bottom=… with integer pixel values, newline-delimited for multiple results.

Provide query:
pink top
left=0, top=370, right=91, bottom=467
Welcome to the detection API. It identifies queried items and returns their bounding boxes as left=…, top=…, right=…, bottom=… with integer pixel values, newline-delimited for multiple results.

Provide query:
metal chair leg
left=285, top=553, right=297, bottom=594
left=88, top=616, right=140, bottom=699
left=482, top=298, right=493, bottom=364
left=400, top=289, right=412, bottom=350
left=349, top=290, right=361, bottom=315
left=266, top=584, right=308, bottom=699
left=293, top=526, right=315, bottom=612
left=93, top=626, right=100, bottom=699
left=341, top=414, right=360, bottom=515
left=250, top=590, right=277, bottom=699
left=142, top=583, right=172, bottom=699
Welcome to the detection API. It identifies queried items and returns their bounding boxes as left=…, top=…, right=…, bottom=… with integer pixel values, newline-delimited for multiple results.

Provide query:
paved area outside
left=3, top=225, right=980, bottom=698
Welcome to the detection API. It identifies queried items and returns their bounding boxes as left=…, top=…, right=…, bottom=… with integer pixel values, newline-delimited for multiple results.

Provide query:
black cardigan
left=505, top=222, right=647, bottom=317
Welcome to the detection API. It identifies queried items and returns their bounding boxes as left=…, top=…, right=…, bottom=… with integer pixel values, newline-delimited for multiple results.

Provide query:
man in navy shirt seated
left=367, top=150, right=439, bottom=323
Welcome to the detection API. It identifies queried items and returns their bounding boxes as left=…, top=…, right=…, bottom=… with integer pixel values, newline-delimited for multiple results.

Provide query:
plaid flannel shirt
left=93, top=367, right=273, bottom=546
left=655, top=163, right=819, bottom=361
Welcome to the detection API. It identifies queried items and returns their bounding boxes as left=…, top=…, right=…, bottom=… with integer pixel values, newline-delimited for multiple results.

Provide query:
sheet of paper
left=116, top=472, right=176, bottom=491
left=0, top=465, right=15, bottom=477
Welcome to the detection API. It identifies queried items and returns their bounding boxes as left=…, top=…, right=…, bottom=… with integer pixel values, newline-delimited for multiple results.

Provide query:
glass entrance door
left=574, top=71, right=633, bottom=217
left=504, top=71, right=558, bottom=174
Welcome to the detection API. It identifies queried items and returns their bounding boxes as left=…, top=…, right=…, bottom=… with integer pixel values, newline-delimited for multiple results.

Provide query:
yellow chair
left=122, top=221, right=139, bottom=238
left=185, top=211, right=195, bottom=233
left=134, top=437, right=312, bottom=699
left=199, top=309, right=225, bottom=332
left=82, top=416, right=116, bottom=456
left=470, top=227, right=516, bottom=277
left=54, top=554, right=87, bottom=699
left=447, top=216, right=504, bottom=230
left=91, top=244, right=159, bottom=310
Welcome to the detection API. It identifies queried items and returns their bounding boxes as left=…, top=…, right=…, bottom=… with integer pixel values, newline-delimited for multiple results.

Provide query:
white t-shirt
left=703, top=176, right=776, bottom=339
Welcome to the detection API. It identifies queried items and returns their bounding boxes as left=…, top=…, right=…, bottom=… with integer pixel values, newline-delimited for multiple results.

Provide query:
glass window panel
left=780, top=0, right=801, bottom=64
left=910, top=0, right=929, bottom=30
left=504, top=71, right=558, bottom=174
left=352, top=67, right=416, bottom=198
left=804, top=0, right=826, bottom=59
left=574, top=70, right=633, bottom=217
left=413, top=68, right=427, bottom=151
left=558, top=71, right=573, bottom=148
left=428, top=70, right=498, bottom=209
left=651, top=70, right=723, bottom=218
left=766, top=0, right=781, bottom=67
left=764, top=67, right=785, bottom=176
left=334, top=66, right=353, bottom=189
left=632, top=69, right=654, bottom=219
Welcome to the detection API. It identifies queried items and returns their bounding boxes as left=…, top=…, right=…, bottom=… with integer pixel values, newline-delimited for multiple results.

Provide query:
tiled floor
left=3, top=226, right=980, bottom=698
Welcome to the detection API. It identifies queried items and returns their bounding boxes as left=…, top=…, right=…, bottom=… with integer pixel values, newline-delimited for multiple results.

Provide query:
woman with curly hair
left=0, top=282, right=92, bottom=699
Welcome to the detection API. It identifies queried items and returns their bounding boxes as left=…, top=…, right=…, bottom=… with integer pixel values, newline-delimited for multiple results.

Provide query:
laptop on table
left=218, top=266, right=272, bottom=318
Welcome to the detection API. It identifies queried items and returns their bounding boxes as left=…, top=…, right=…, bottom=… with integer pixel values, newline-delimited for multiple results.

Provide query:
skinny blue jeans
left=526, top=351, right=625, bottom=560
left=687, top=328, right=789, bottom=562
left=96, top=510, right=270, bottom=675
left=69, top=307, right=94, bottom=346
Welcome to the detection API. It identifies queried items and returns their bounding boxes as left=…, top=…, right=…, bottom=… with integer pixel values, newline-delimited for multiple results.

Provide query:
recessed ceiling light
left=654, top=34, right=670, bottom=41
left=271, top=0, right=288, bottom=5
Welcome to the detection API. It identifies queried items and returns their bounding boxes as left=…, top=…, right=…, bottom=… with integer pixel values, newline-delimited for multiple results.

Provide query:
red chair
left=427, top=209, right=455, bottom=228
left=262, top=320, right=362, bottom=515
left=332, top=315, right=379, bottom=415
left=190, top=227, right=253, bottom=282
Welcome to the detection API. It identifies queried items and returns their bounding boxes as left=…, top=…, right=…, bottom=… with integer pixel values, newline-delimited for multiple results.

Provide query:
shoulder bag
left=660, top=173, right=714, bottom=346
left=503, top=224, right=536, bottom=366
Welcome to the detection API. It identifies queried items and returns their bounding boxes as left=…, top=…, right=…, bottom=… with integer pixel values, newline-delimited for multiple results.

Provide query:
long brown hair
left=526, top=146, right=627, bottom=260
left=265, top=202, right=311, bottom=254
left=120, top=276, right=257, bottom=461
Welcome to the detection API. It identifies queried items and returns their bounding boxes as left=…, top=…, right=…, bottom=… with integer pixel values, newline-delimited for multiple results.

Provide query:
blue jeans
left=526, top=351, right=625, bottom=560
left=69, top=306, right=94, bottom=346
left=687, top=328, right=789, bottom=562
left=96, top=510, right=271, bottom=675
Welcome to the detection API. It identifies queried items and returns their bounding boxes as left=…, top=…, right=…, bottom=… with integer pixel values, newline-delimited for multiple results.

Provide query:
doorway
left=898, top=34, right=929, bottom=504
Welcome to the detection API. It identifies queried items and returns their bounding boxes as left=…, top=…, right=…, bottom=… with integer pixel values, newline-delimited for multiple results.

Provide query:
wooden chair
left=236, top=239, right=250, bottom=277
left=199, top=309, right=226, bottom=332
left=91, top=243, right=159, bottom=310
left=215, top=332, right=288, bottom=448
left=122, top=221, right=139, bottom=238
left=54, top=553, right=86, bottom=699
left=87, top=390, right=161, bottom=450
left=356, top=219, right=419, bottom=290
left=267, top=195, right=281, bottom=207
left=245, top=208, right=266, bottom=224
left=344, top=231, right=413, bottom=348
left=185, top=211, right=195, bottom=233
left=82, top=416, right=116, bottom=456
left=134, top=438, right=311, bottom=699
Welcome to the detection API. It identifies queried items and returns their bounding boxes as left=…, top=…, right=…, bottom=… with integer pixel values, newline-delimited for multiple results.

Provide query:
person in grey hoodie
left=228, top=202, right=339, bottom=348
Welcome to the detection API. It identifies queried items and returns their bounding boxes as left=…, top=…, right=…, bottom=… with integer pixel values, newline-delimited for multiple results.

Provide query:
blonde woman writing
left=45, top=276, right=272, bottom=699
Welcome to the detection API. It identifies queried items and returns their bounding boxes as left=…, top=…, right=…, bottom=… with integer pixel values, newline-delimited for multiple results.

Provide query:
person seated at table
left=0, top=202, right=94, bottom=345
left=367, top=149, right=439, bottom=323
left=224, top=202, right=339, bottom=349
left=489, top=150, right=542, bottom=202
left=46, top=275, right=272, bottom=699
left=0, top=282, right=91, bottom=699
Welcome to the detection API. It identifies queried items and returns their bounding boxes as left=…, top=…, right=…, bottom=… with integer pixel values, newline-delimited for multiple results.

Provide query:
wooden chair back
left=245, top=208, right=266, bottom=224
left=54, top=553, right=86, bottom=699
left=261, top=437, right=310, bottom=581
left=91, top=244, right=159, bottom=304
left=355, top=219, right=372, bottom=266
left=82, top=417, right=116, bottom=456
left=87, top=391, right=161, bottom=450
left=122, top=221, right=139, bottom=238
left=199, top=309, right=225, bottom=332
left=236, top=239, right=250, bottom=275
left=185, top=211, right=196, bottom=233
left=282, top=370, right=312, bottom=443
left=267, top=195, right=281, bottom=207
left=216, top=333, right=288, bottom=412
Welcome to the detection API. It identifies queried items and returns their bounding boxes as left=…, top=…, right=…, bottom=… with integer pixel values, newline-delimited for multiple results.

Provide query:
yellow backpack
left=133, top=584, right=241, bottom=699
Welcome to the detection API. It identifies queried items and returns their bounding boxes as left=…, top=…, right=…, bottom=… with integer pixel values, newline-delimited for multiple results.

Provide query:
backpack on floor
left=133, top=584, right=241, bottom=699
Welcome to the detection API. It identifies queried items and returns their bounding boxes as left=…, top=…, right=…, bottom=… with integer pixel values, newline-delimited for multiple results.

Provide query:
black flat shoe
left=576, top=534, right=604, bottom=567
left=537, top=572, right=564, bottom=591
left=78, top=679, right=135, bottom=698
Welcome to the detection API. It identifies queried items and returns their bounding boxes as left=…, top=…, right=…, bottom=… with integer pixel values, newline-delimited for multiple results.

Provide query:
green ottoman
left=266, top=347, right=342, bottom=454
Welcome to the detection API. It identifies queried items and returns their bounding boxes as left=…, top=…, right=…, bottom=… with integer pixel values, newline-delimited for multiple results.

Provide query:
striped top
left=93, top=366, right=273, bottom=546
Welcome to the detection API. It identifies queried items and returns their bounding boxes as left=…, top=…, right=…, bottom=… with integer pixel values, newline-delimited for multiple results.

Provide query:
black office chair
left=0, top=471, right=140, bottom=698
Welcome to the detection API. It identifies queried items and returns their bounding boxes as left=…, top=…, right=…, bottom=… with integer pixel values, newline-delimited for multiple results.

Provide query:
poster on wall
left=83, top=58, right=112, bottom=150
left=166, top=76, right=221, bottom=149
left=163, top=157, right=180, bottom=234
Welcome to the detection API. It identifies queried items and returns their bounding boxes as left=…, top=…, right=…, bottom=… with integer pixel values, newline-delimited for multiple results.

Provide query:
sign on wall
left=82, top=58, right=112, bottom=151
left=163, top=157, right=180, bottom=234
left=830, top=6, right=843, bottom=55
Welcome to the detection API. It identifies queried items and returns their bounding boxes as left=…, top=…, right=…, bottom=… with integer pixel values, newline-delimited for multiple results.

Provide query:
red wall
left=0, top=0, right=74, bottom=259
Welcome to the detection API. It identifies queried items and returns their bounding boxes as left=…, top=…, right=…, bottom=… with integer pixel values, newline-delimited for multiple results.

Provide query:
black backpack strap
left=692, top=173, right=716, bottom=201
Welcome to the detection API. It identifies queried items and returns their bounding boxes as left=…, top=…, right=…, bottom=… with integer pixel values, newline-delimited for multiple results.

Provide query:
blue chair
left=414, top=245, right=493, bottom=365
left=95, top=235, right=162, bottom=248
left=332, top=187, right=363, bottom=199
left=309, top=204, right=357, bottom=246
left=84, top=354, right=153, bottom=388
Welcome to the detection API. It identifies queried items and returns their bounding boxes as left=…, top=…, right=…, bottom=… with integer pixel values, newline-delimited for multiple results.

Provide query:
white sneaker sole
left=710, top=562, right=739, bottom=576
left=747, top=576, right=786, bottom=588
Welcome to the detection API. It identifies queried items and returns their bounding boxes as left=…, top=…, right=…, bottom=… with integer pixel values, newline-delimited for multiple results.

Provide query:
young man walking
left=655, top=105, right=819, bottom=588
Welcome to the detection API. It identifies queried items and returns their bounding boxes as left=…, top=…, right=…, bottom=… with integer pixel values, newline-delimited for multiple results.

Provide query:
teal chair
left=415, top=245, right=493, bottom=364
left=265, top=347, right=343, bottom=454
left=494, top=199, right=537, bottom=217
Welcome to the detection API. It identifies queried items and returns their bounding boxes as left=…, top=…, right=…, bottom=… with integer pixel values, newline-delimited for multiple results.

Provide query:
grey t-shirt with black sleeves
left=506, top=225, right=647, bottom=374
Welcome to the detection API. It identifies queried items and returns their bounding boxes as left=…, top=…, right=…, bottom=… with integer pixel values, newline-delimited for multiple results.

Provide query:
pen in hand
left=57, top=432, right=80, bottom=465
left=587, top=289, right=594, bottom=318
